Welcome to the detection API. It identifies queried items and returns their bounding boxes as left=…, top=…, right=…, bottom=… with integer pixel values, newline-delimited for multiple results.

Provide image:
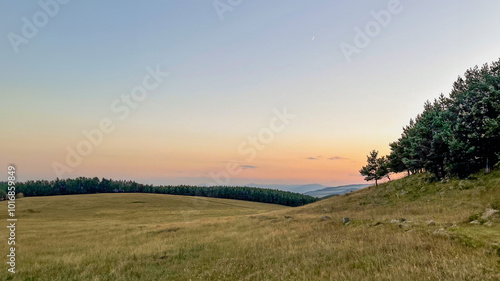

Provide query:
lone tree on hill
left=359, top=150, right=390, bottom=187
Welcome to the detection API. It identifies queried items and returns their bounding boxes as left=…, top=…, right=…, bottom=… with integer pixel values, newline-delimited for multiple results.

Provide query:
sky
left=1, top=0, right=500, bottom=187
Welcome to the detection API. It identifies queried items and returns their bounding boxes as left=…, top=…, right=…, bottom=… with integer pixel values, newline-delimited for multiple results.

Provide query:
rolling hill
left=1, top=169, right=499, bottom=280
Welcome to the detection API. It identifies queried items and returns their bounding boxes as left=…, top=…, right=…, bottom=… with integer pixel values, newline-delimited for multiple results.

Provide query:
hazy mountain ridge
left=304, top=184, right=372, bottom=198
left=246, top=183, right=371, bottom=197
left=245, top=183, right=325, bottom=194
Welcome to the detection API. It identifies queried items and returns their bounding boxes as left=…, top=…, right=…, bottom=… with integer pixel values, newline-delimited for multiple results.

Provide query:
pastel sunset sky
left=1, top=1, right=500, bottom=186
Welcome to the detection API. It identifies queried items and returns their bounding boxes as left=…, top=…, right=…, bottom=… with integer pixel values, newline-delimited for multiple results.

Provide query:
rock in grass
left=320, top=216, right=331, bottom=221
left=391, top=219, right=399, bottom=224
left=427, top=220, right=436, bottom=226
left=341, top=217, right=351, bottom=225
left=469, top=220, right=480, bottom=225
left=433, top=228, right=449, bottom=237
left=481, top=209, right=499, bottom=220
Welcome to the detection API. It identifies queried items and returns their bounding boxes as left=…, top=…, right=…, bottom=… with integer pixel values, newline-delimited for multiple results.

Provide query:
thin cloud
left=307, top=155, right=347, bottom=160
left=240, top=165, right=258, bottom=169
left=328, top=156, right=348, bottom=160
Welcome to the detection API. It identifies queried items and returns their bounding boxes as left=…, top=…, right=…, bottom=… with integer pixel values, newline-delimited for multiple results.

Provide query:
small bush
left=468, top=213, right=480, bottom=222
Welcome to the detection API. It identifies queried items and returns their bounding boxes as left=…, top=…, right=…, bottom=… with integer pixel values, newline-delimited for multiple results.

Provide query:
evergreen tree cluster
left=0, top=178, right=317, bottom=207
left=362, top=58, right=500, bottom=181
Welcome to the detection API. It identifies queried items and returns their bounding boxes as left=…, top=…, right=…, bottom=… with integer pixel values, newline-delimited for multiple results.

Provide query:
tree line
left=361, top=58, right=500, bottom=184
left=0, top=177, right=318, bottom=207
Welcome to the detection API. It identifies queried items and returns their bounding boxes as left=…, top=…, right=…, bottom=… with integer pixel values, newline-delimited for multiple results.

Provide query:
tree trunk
left=486, top=157, right=490, bottom=174
left=375, top=179, right=378, bottom=187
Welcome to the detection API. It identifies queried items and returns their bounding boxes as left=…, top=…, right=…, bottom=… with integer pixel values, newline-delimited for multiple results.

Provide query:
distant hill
left=246, top=183, right=325, bottom=194
left=304, top=184, right=371, bottom=198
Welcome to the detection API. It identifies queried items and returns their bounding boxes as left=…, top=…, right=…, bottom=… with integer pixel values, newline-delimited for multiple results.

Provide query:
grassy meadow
left=1, top=171, right=500, bottom=280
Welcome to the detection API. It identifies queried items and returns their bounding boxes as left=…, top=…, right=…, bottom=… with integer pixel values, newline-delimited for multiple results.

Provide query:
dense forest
left=361, top=58, right=500, bottom=184
left=0, top=178, right=318, bottom=207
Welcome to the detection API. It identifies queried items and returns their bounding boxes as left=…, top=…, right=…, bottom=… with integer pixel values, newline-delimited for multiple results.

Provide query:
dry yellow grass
left=0, top=171, right=499, bottom=280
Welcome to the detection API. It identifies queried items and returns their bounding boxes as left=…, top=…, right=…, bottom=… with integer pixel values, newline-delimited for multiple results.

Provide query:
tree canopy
left=362, top=58, right=500, bottom=181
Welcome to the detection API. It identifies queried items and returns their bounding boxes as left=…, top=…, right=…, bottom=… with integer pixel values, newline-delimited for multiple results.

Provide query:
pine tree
left=360, top=150, right=389, bottom=186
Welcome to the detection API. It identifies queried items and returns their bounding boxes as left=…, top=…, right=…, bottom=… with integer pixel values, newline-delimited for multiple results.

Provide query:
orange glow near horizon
left=2, top=126, right=393, bottom=186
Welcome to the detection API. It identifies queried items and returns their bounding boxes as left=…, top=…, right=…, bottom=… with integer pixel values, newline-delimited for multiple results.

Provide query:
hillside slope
left=1, top=171, right=499, bottom=280
left=287, top=169, right=500, bottom=279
